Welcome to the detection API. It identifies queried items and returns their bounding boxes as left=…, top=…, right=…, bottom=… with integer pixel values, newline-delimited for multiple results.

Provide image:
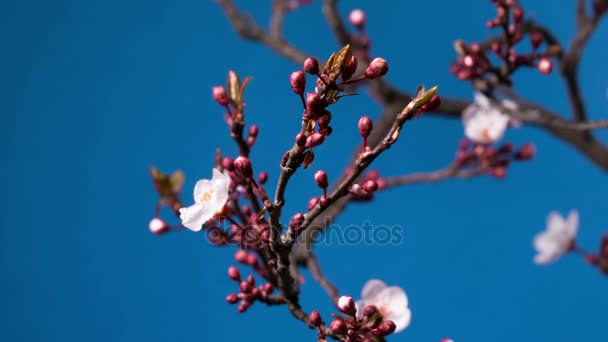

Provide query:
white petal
left=534, top=252, right=557, bottom=265
left=193, top=179, right=213, bottom=203
left=210, top=168, right=230, bottom=213
left=390, top=307, right=412, bottom=332
left=179, top=202, right=213, bottom=231
left=355, top=299, right=367, bottom=317
left=566, top=209, right=579, bottom=238
left=361, top=279, right=387, bottom=300
left=501, top=98, right=518, bottom=111
left=473, top=92, right=490, bottom=108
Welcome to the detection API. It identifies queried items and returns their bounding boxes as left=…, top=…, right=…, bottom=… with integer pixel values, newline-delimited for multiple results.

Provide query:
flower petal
left=211, top=168, right=230, bottom=212
left=361, top=279, right=387, bottom=300
left=390, top=307, right=412, bottom=332
left=546, top=211, right=566, bottom=233
left=473, top=91, right=490, bottom=108
left=193, top=179, right=213, bottom=203
left=376, top=286, right=410, bottom=332
left=179, top=202, right=213, bottom=231
left=566, top=209, right=579, bottom=238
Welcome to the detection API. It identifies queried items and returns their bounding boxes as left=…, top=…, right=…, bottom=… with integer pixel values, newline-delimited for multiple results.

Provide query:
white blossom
left=462, top=92, right=514, bottom=144
left=179, top=169, right=230, bottom=231
left=355, top=279, right=411, bottom=332
left=533, top=210, right=579, bottom=265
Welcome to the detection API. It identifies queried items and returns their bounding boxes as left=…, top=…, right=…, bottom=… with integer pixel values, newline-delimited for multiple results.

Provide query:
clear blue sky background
left=2, top=1, right=607, bottom=341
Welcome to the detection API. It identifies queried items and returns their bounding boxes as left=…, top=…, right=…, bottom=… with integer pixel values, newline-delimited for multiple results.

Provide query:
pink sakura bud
left=289, top=212, right=305, bottom=230
left=237, top=301, right=251, bottom=313
left=314, top=170, right=329, bottom=189
left=306, top=132, right=325, bottom=148
left=358, top=116, right=373, bottom=138
left=330, top=319, right=347, bottom=334
left=512, top=6, right=524, bottom=22
left=290, top=71, right=307, bottom=95
left=222, top=156, right=235, bottom=171
left=309, top=310, right=322, bottom=326
left=235, top=250, right=249, bottom=264
left=530, top=31, right=544, bottom=49
left=515, top=143, right=536, bottom=160
left=491, top=167, right=507, bottom=179
left=308, top=197, right=320, bottom=211
left=246, top=274, right=255, bottom=286
left=440, top=339, right=455, bottom=342
left=148, top=217, right=169, bottom=235
left=318, top=111, right=332, bottom=129
left=348, top=9, right=366, bottom=29
left=245, top=253, right=258, bottom=266
left=486, top=19, right=499, bottom=28
left=374, top=320, right=396, bottom=336
left=538, top=57, right=553, bottom=74
left=226, top=293, right=239, bottom=304
left=248, top=125, right=259, bottom=137
left=341, top=56, right=358, bottom=81
left=257, top=171, right=268, bottom=185
left=239, top=281, right=253, bottom=293
left=295, top=133, right=307, bottom=148
left=362, top=179, right=378, bottom=193
left=420, top=94, right=441, bottom=112
left=303, top=57, right=320, bottom=75
left=234, top=156, right=253, bottom=178
left=337, top=295, right=356, bottom=315
left=306, top=93, right=323, bottom=118
left=363, top=305, right=378, bottom=316
left=212, top=86, right=228, bottom=106
left=228, top=266, right=241, bottom=281
left=262, top=283, right=274, bottom=295
left=365, top=58, right=389, bottom=79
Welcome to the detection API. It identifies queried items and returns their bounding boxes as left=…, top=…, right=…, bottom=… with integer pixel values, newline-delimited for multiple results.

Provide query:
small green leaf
left=227, top=70, right=241, bottom=105
left=170, top=170, right=185, bottom=193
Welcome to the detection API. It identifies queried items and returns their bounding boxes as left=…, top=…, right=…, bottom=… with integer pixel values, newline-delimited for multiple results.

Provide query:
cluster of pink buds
left=455, top=138, right=535, bottom=178
left=225, top=263, right=274, bottom=313
left=288, top=45, right=389, bottom=168
left=310, top=295, right=398, bottom=341
left=450, top=0, right=560, bottom=85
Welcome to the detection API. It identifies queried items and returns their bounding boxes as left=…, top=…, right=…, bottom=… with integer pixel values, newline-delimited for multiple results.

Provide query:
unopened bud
left=239, top=281, right=253, bottom=293
left=515, top=143, right=535, bottom=160
left=364, top=58, right=389, bottom=79
left=234, top=156, right=253, bottom=178
left=235, top=250, right=249, bottom=263
left=318, top=111, right=332, bottom=129
left=290, top=71, right=306, bottom=95
left=420, top=94, right=441, bottom=112
left=375, top=320, right=396, bottom=336
left=212, top=86, right=228, bottom=106
left=248, top=125, right=259, bottom=137
left=309, top=310, right=322, bottom=326
left=306, top=132, right=325, bottom=148
left=228, top=266, right=241, bottom=281
left=289, top=212, right=305, bottom=230
left=314, top=170, right=329, bottom=189
left=337, top=295, right=356, bottom=315
left=258, top=171, right=269, bottom=185
left=362, top=179, right=378, bottom=193
left=303, top=57, right=320, bottom=75
left=491, top=167, right=507, bottom=179
left=538, top=57, right=553, bottom=74
left=222, top=156, right=235, bottom=171
left=348, top=9, right=366, bottom=29
left=330, top=319, right=347, bottom=334
left=306, top=93, right=323, bottom=118
left=149, top=217, right=169, bottom=235
left=363, top=305, right=378, bottom=316
left=358, top=116, right=373, bottom=138
left=342, top=56, right=358, bottom=81
left=237, top=301, right=251, bottom=313
left=512, top=6, right=524, bottom=22
left=308, top=197, right=320, bottom=211
left=226, top=293, right=239, bottom=304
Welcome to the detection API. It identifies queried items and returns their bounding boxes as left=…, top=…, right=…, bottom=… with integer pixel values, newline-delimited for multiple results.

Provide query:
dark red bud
left=363, top=305, right=378, bottom=316
left=222, top=156, right=235, bottom=171
left=295, top=133, right=307, bottom=147
left=358, top=116, right=373, bottom=137
left=364, top=58, right=389, bottom=79
left=378, top=320, right=396, bottom=336
left=234, top=156, right=253, bottom=178
left=309, top=310, right=322, bottom=327
left=306, top=93, right=323, bottom=118
left=308, top=197, right=320, bottom=211
left=290, top=71, right=306, bottom=95
left=530, top=31, right=544, bottom=49
left=314, top=170, right=329, bottom=189
left=306, top=132, right=325, bottom=148
left=362, top=179, right=378, bottom=193
left=239, top=281, right=253, bottom=293
left=212, top=86, right=229, bottom=106
left=515, top=143, right=536, bottom=160
left=330, top=319, right=347, bottom=334
left=258, top=171, right=269, bottom=185
left=228, top=266, right=241, bottom=281
left=303, top=57, right=320, bottom=75
left=420, top=94, right=441, bottom=112
left=226, top=293, right=239, bottom=304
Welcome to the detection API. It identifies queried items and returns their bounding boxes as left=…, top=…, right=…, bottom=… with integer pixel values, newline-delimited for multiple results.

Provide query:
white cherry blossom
left=533, top=210, right=579, bottom=265
left=179, top=169, right=230, bottom=231
left=355, top=279, right=411, bottom=332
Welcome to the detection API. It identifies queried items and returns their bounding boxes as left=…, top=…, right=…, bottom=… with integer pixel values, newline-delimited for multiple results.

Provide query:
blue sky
left=2, top=0, right=607, bottom=341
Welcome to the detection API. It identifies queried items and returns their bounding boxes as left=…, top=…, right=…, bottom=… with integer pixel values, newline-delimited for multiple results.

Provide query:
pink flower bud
left=234, top=156, right=253, bottom=178
left=515, top=143, right=536, bottom=160
left=512, top=6, right=524, bottom=22
left=245, top=253, right=258, bottom=266
left=348, top=9, right=366, bottom=29
left=337, top=295, right=356, bottom=315
left=290, top=71, right=307, bottom=95
left=491, top=167, right=507, bottom=179
left=246, top=274, right=255, bottom=286
left=318, top=111, right=332, bottom=129
left=263, top=283, right=274, bottom=294
left=148, top=217, right=169, bottom=235
left=228, top=266, right=241, bottom=281
left=538, top=57, right=553, bottom=74
left=420, top=94, right=441, bottom=112
left=486, top=19, right=499, bottom=28
left=306, top=93, right=323, bottom=118
left=212, top=86, right=228, bottom=106
left=376, top=320, right=396, bottom=336
left=306, top=132, right=325, bottom=148
left=308, top=197, right=320, bottom=211
left=226, top=293, right=239, bottom=304
left=303, top=57, right=320, bottom=75
left=330, top=319, right=347, bottom=334
left=362, top=179, right=378, bottom=193
left=309, top=310, right=322, bottom=326
left=248, top=125, right=259, bottom=137
left=258, top=171, right=269, bottom=185
left=239, top=281, right=253, bottom=293
left=222, top=157, right=235, bottom=171
left=363, top=305, right=377, bottom=316
left=341, top=56, right=358, bottom=81
left=237, top=301, right=251, bottom=313
left=289, top=212, right=305, bottom=230
left=364, top=58, right=389, bottom=79
left=314, top=170, right=329, bottom=189
left=358, top=116, right=373, bottom=138
left=235, top=250, right=249, bottom=264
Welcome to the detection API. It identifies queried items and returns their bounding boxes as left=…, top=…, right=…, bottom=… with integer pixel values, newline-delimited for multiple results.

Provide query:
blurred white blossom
left=462, top=92, right=516, bottom=144
left=533, top=210, right=579, bottom=265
